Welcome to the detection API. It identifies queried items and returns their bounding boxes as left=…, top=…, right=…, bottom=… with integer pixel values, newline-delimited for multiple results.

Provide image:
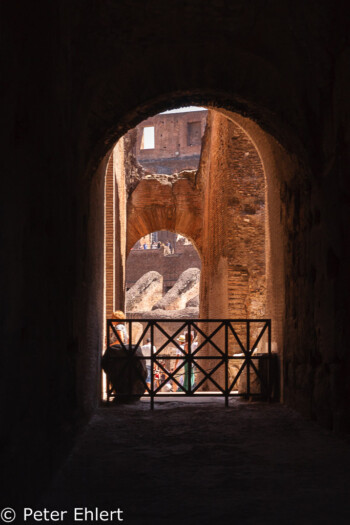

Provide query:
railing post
left=246, top=320, right=250, bottom=399
left=106, top=320, right=110, bottom=403
left=129, top=320, right=132, bottom=402
left=151, top=321, right=154, bottom=410
left=268, top=320, right=272, bottom=402
left=225, top=321, right=229, bottom=407
left=188, top=321, right=191, bottom=395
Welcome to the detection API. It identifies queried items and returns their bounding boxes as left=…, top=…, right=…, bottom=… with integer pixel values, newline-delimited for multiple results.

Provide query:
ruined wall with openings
left=127, top=171, right=203, bottom=254
left=134, top=110, right=207, bottom=174
left=125, top=110, right=266, bottom=324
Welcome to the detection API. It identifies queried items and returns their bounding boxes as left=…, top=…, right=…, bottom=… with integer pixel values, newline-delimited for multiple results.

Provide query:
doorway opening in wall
left=103, top=104, right=279, bottom=405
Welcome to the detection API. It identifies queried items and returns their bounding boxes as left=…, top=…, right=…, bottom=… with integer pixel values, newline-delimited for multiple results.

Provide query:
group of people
left=140, top=332, right=197, bottom=392
left=142, top=240, right=173, bottom=253
left=108, top=311, right=197, bottom=393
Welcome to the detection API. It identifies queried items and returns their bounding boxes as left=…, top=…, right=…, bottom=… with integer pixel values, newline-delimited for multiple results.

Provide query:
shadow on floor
left=42, top=399, right=350, bottom=525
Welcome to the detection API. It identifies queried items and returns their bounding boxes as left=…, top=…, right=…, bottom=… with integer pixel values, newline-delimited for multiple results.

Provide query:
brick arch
left=127, top=176, right=203, bottom=255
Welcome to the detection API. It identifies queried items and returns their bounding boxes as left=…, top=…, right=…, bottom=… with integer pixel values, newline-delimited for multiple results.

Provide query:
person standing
left=182, top=331, right=196, bottom=391
left=141, top=338, right=157, bottom=389
left=166, top=240, right=173, bottom=254
left=110, top=310, right=129, bottom=345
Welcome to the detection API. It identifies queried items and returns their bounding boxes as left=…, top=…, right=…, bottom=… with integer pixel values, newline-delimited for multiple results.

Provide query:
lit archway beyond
left=127, top=175, right=203, bottom=255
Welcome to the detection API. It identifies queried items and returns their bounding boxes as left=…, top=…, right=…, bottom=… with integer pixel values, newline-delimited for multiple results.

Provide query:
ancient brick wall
left=104, top=139, right=128, bottom=317
left=134, top=110, right=207, bottom=174
left=104, top=155, right=115, bottom=317
left=127, top=172, right=203, bottom=253
left=199, top=111, right=266, bottom=322
left=113, top=141, right=127, bottom=311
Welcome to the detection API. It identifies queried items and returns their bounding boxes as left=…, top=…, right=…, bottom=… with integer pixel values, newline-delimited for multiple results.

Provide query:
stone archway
left=106, top=107, right=269, bottom=322
left=127, top=173, right=203, bottom=255
left=95, top=94, right=309, bottom=421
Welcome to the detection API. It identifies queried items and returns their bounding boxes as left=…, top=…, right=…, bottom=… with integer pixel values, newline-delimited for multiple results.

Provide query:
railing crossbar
left=104, top=319, right=273, bottom=408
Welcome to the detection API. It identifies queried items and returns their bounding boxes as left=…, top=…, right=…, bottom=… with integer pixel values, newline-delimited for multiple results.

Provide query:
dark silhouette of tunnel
left=1, top=2, right=350, bottom=520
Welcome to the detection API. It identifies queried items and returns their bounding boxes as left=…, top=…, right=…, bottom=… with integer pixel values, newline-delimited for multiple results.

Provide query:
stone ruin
left=125, top=271, right=163, bottom=312
left=186, top=295, right=199, bottom=308
left=126, top=268, right=200, bottom=351
left=152, top=267, right=200, bottom=311
left=126, top=267, right=200, bottom=315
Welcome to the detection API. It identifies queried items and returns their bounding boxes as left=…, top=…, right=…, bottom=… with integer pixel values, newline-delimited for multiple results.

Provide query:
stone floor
left=43, top=399, right=350, bottom=525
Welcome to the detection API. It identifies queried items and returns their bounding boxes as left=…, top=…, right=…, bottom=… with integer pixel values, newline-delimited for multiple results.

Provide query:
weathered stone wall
left=126, top=271, right=163, bottom=312
left=104, top=155, right=115, bottom=317
left=199, top=112, right=266, bottom=322
left=152, top=268, right=200, bottom=311
left=123, top=128, right=151, bottom=195
left=104, top=139, right=127, bottom=317
left=127, top=172, right=203, bottom=253
left=113, top=141, right=127, bottom=311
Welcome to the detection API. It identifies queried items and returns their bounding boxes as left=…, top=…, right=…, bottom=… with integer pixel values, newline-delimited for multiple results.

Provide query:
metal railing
left=103, top=319, right=274, bottom=409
